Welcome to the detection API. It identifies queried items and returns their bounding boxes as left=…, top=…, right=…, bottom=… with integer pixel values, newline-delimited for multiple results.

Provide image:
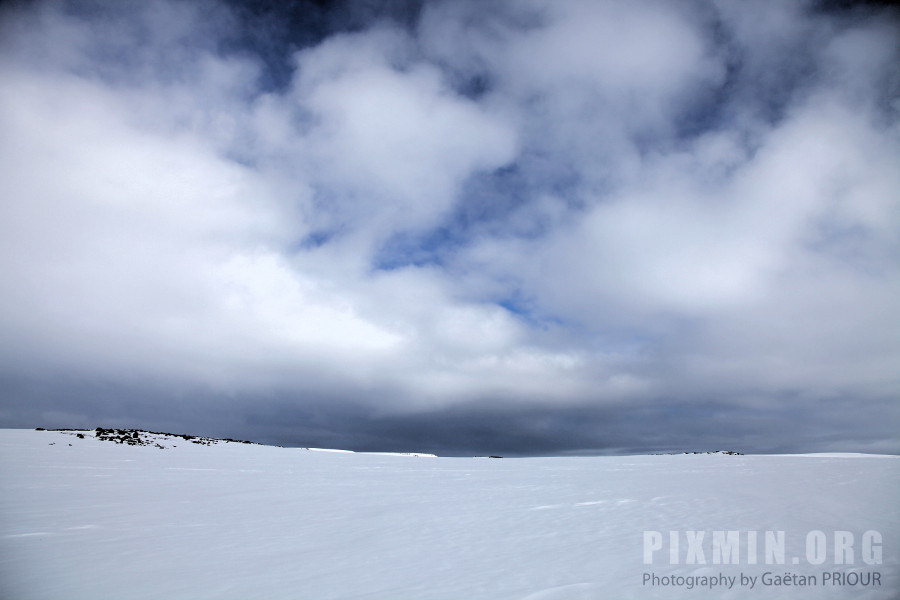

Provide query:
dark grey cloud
left=1, top=0, right=898, bottom=455
left=6, top=372, right=896, bottom=457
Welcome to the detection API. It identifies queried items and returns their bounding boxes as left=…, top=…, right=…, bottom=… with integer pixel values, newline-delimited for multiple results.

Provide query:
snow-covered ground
left=1, top=429, right=897, bottom=600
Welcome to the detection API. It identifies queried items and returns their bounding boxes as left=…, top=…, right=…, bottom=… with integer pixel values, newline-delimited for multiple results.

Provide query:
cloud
left=293, top=26, right=518, bottom=238
left=0, top=0, right=898, bottom=454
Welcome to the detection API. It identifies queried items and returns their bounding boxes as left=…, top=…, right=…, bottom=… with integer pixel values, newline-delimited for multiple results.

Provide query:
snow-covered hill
left=1, top=429, right=897, bottom=599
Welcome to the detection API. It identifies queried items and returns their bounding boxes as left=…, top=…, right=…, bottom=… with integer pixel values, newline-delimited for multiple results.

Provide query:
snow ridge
left=35, top=428, right=438, bottom=456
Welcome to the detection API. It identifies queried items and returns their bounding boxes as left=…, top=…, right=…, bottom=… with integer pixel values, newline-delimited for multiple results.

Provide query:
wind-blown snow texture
left=1, top=429, right=897, bottom=599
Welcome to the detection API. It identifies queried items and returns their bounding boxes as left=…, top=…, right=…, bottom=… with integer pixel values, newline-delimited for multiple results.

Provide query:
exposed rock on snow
left=38, top=427, right=261, bottom=450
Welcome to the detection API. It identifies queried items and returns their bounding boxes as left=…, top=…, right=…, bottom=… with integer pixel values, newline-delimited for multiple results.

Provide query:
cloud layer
left=1, top=0, right=898, bottom=454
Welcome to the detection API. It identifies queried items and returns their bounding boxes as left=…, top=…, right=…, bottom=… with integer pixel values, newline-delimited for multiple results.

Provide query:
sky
left=0, top=0, right=898, bottom=456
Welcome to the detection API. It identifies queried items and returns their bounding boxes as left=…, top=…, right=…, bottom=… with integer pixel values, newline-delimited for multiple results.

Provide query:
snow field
left=1, top=429, right=897, bottom=599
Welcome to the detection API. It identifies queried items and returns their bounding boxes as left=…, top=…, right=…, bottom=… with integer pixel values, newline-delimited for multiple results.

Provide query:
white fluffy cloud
left=0, top=0, right=897, bottom=453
